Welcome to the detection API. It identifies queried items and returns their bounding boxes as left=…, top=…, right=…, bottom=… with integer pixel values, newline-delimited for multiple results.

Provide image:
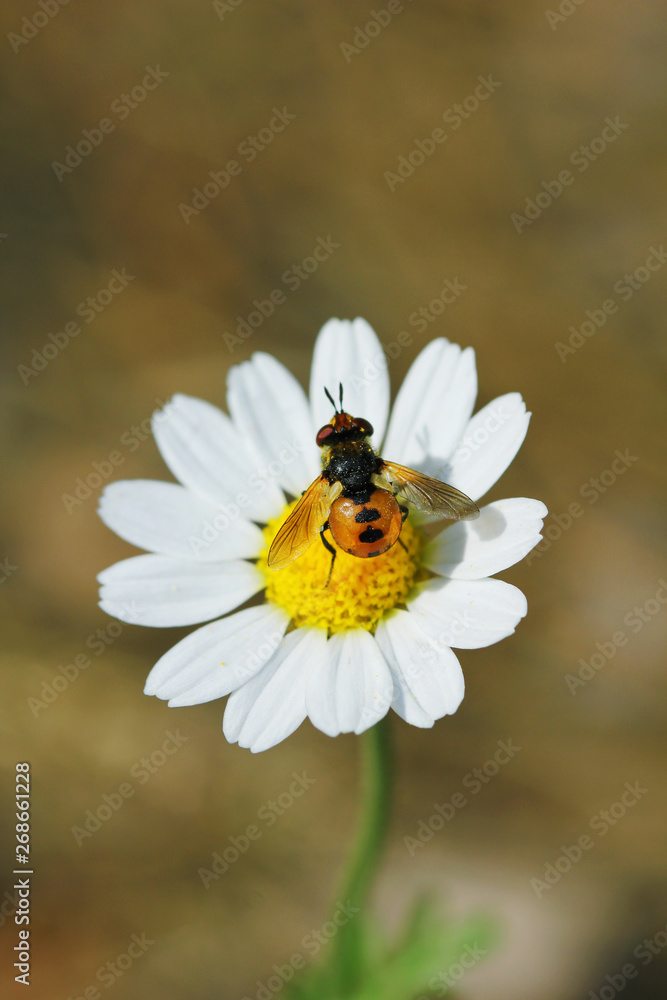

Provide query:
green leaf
left=285, top=903, right=498, bottom=1000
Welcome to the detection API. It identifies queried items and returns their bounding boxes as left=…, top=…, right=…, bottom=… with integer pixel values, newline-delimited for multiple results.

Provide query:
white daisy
left=97, top=319, right=546, bottom=752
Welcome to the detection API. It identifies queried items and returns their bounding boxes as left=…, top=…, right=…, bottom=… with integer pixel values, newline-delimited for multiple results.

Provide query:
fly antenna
left=324, top=386, right=338, bottom=413
left=339, top=383, right=344, bottom=410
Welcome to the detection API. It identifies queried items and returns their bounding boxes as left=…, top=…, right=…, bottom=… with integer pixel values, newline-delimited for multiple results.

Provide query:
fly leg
left=319, top=522, right=337, bottom=588
left=398, top=503, right=409, bottom=552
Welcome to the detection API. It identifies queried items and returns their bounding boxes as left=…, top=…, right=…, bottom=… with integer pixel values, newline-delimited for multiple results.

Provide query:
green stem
left=332, top=715, right=393, bottom=993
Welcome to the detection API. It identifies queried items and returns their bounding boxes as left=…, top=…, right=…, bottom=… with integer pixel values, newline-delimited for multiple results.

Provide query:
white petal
left=423, top=498, right=548, bottom=580
left=407, top=577, right=528, bottom=649
left=224, top=628, right=326, bottom=752
left=375, top=610, right=464, bottom=724
left=388, top=663, right=435, bottom=728
left=99, top=480, right=264, bottom=562
left=152, top=394, right=284, bottom=523
left=309, top=318, right=390, bottom=445
left=382, top=340, right=477, bottom=468
left=306, top=630, right=393, bottom=737
left=98, top=555, right=264, bottom=627
left=144, top=605, right=289, bottom=703
left=227, top=353, right=319, bottom=496
left=439, top=393, right=531, bottom=502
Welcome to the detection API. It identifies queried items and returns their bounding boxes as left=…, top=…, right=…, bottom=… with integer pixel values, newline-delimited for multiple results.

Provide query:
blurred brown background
left=1, top=1, right=666, bottom=997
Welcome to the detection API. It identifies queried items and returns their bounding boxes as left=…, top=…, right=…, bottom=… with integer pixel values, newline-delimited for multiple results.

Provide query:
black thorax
left=323, top=441, right=379, bottom=500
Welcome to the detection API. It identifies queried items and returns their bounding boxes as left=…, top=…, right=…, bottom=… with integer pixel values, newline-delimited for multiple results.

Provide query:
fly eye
left=352, top=418, right=374, bottom=437
left=316, top=425, right=334, bottom=447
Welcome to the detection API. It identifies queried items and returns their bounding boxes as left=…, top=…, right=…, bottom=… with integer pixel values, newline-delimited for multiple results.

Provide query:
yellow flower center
left=258, top=500, right=423, bottom=633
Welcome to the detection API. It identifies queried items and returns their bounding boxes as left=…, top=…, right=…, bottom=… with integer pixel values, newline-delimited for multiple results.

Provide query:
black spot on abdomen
left=355, top=507, right=381, bottom=523
left=358, top=526, right=384, bottom=544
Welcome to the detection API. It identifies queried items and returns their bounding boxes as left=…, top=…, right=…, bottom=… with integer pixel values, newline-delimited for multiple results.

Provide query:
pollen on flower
left=258, top=500, right=423, bottom=633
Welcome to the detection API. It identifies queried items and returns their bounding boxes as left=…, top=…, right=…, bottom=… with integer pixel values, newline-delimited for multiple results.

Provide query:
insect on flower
left=268, top=383, right=480, bottom=585
left=97, top=318, right=547, bottom=751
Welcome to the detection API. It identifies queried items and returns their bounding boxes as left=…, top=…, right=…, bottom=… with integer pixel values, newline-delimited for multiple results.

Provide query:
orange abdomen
left=328, top=489, right=402, bottom=558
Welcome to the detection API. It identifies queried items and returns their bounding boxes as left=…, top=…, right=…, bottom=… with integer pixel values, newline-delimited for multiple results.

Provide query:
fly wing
left=373, top=460, right=479, bottom=520
left=267, top=477, right=343, bottom=570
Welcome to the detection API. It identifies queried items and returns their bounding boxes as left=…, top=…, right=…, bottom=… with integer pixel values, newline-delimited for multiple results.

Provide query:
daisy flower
left=97, top=319, right=546, bottom=752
